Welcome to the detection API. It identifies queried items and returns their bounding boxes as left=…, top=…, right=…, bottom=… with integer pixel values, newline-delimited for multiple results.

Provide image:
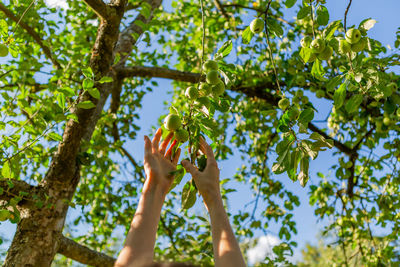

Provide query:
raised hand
left=143, top=128, right=181, bottom=196
left=181, top=137, right=221, bottom=209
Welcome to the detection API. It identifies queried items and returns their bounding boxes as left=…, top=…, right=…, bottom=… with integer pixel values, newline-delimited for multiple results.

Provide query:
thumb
left=181, top=160, right=199, bottom=176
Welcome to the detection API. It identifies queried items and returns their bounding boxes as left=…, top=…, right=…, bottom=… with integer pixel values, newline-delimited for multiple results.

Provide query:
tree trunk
left=4, top=169, right=81, bottom=267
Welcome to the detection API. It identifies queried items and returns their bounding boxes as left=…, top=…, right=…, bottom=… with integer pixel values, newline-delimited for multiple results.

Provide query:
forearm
left=208, top=199, right=246, bottom=267
left=115, top=185, right=165, bottom=267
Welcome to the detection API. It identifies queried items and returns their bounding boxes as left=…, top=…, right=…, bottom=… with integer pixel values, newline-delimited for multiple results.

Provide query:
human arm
left=114, top=128, right=181, bottom=267
left=181, top=138, right=246, bottom=267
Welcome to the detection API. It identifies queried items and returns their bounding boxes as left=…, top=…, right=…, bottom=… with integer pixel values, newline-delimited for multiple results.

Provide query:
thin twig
left=263, top=0, right=281, bottom=93
left=309, top=0, right=315, bottom=39
left=344, top=0, right=353, bottom=32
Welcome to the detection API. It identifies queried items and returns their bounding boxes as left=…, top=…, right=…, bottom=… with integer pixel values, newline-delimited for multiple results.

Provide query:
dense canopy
left=0, top=0, right=399, bottom=266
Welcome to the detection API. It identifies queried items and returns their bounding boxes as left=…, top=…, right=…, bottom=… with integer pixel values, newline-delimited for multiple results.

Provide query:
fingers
left=159, top=132, right=174, bottom=154
left=144, top=135, right=152, bottom=158
left=172, top=148, right=181, bottom=165
left=181, top=160, right=199, bottom=176
left=165, top=140, right=177, bottom=160
left=199, top=136, right=216, bottom=163
left=151, top=128, right=162, bottom=153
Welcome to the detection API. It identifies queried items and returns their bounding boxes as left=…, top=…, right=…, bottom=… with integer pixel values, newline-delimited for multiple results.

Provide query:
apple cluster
left=301, top=36, right=333, bottom=62
left=339, top=28, right=367, bottom=54
left=277, top=90, right=309, bottom=121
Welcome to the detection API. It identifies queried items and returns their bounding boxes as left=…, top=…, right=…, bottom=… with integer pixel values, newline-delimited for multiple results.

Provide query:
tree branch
left=117, top=65, right=202, bottom=82
left=83, top=0, right=110, bottom=19
left=0, top=2, right=61, bottom=69
left=58, top=236, right=115, bottom=267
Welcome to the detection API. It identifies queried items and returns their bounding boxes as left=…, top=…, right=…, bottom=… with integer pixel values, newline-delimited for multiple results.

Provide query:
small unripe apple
left=316, top=90, right=325, bottom=98
left=203, top=60, right=218, bottom=71
left=195, top=96, right=211, bottom=109
left=351, top=37, right=366, bottom=52
left=0, top=44, right=8, bottom=57
left=300, top=36, right=312, bottom=48
left=345, top=161, right=353, bottom=169
left=388, top=82, right=398, bottom=92
left=382, top=86, right=393, bottom=97
left=199, top=83, right=212, bottom=96
left=0, top=209, right=10, bottom=221
left=345, top=28, right=361, bottom=44
left=206, top=70, right=220, bottom=85
left=174, top=128, right=189, bottom=143
left=295, top=90, right=304, bottom=97
left=383, top=116, right=392, bottom=126
left=278, top=98, right=290, bottom=110
left=310, top=38, right=326, bottom=54
left=288, top=67, right=297, bottom=75
left=292, top=96, right=300, bottom=104
left=339, top=39, right=351, bottom=54
left=185, top=86, right=199, bottom=100
left=317, top=45, right=333, bottom=61
left=212, top=80, right=225, bottom=96
left=250, top=18, right=264, bottom=34
left=164, top=114, right=181, bottom=131
left=301, top=96, right=309, bottom=104
left=396, top=108, right=400, bottom=117
left=296, top=75, right=306, bottom=87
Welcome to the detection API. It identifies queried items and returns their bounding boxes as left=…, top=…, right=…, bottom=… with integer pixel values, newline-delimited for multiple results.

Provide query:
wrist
left=204, top=193, right=223, bottom=211
left=142, top=180, right=167, bottom=201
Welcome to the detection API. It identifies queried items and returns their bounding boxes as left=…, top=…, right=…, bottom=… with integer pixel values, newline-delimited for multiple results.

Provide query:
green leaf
left=48, top=132, right=63, bottom=142
left=345, top=94, right=363, bottom=113
left=333, top=82, right=347, bottom=109
left=57, top=93, right=65, bottom=109
left=298, top=156, right=310, bottom=187
left=82, top=67, right=93, bottom=78
left=58, top=87, right=75, bottom=97
left=0, top=19, right=8, bottom=36
left=169, top=165, right=185, bottom=192
left=140, top=3, right=151, bottom=19
left=98, top=76, right=113, bottom=83
left=298, top=108, right=314, bottom=125
left=242, top=26, right=253, bottom=44
left=311, top=59, right=325, bottom=80
left=181, top=181, right=197, bottom=210
left=301, top=140, right=318, bottom=160
left=299, top=47, right=314, bottom=63
left=83, top=78, right=94, bottom=89
left=323, top=20, right=342, bottom=40
left=284, top=0, right=297, bottom=8
left=268, top=19, right=284, bottom=37
left=216, top=40, right=233, bottom=59
left=88, top=88, right=100, bottom=99
left=316, top=6, right=329, bottom=26
left=1, top=161, right=11, bottom=178
left=77, top=101, right=96, bottom=109
left=297, top=6, right=311, bottom=20
left=359, top=18, right=377, bottom=31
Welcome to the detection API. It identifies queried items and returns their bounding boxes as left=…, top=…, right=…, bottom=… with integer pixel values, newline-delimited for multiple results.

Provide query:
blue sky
left=1, top=0, right=399, bottom=264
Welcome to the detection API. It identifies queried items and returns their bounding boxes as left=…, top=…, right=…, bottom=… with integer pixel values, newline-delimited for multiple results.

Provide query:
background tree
left=0, top=0, right=399, bottom=266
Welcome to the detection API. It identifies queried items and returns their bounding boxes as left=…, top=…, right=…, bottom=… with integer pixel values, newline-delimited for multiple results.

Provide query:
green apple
left=288, top=67, right=297, bottom=75
left=382, top=86, right=393, bottom=97
left=206, top=70, right=220, bottom=85
left=316, top=90, right=325, bottom=98
left=185, top=86, right=199, bottom=100
left=388, top=82, right=398, bottom=93
left=203, top=60, right=218, bottom=71
left=345, top=28, right=361, bottom=44
left=300, top=36, right=312, bottom=48
left=164, top=114, right=181, bottom=131
left=310, top=38, right=326, bottom=54
left=383, top=116, right=392, bottom=126
left=396, top=108, right=400, bottom=117
left=0, top=44, right=8, bottom=57
left=195, top=96, right=210, bottom=109
left=174, top=128, right=189, bottom=143
left=250, top=18, right=264, bottom=34
left=278, top=98, right=290, bottom=110
left=339, top=39, right=351, bottom=54
left=212, top=80, right=225, bottom=96
left=0, top=210, right=10, bottom=221
left=296, top=75, right=306, bottom=87
left=317, top=45, right=333, bottom=61
left=199, top=82, right=212, bottom=96
left=295, top=90, right=304, bottom=97
left=301, top=96, right=309, bottom=104
left=351, top=37, right=366, bottom=52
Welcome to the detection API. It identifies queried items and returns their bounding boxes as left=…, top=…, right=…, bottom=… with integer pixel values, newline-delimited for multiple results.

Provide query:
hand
left=143, top=128, right=181, bottom=196
left=181, top=137, right=221, bottom=209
